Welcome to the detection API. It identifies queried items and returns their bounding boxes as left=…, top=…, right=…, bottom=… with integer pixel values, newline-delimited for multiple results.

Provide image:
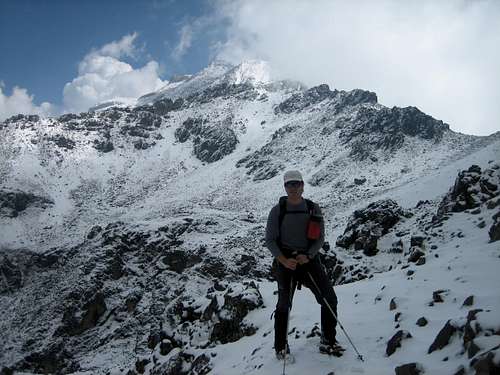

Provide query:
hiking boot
left=275, top=347, right=295, bottom=363
left=319, top=339, right=345, bottom=357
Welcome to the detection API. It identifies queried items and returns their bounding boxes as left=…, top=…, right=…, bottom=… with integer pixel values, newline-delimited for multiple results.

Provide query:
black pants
left=274, top=256, right=338, bottom=352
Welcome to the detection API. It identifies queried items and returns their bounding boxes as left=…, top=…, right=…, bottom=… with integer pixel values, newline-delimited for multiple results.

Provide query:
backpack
left=277, top=196, right=322, bottom=251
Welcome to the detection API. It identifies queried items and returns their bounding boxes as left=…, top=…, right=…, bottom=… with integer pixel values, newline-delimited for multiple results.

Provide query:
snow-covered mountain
left=0, top=60, right=499, bottom=375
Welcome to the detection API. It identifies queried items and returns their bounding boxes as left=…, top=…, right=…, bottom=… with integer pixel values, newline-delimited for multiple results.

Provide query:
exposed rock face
left=0, top=218, right=268, bottom=374
left=275, top=84, right=377, bottom=114
left=236, top=136, right=285, bottom=181
left=138, top=97, right=184, bottom=116
left=209, top=281, right=263, bottom=344
left=48, top=134, right=76, bottom=149
left=0, top=189, right=53, bottom=218
left=0, top=256, right=24, bottom=293
left=340, top=106, right=449, bottom=160
left=175, top=117, right=239, bottom=163
left=336, top=199, right=411, bottom=255
left=437, top=163, right=500, bottom=216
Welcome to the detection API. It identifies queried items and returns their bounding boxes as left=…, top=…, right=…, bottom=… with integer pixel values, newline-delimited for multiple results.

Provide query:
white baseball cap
left=283, top=170, right=303, bottom=184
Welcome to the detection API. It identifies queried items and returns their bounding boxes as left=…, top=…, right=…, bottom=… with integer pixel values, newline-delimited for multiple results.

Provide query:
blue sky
left=0, top=0, right=220, bottom=106
left=1, top=0, right=499, bottom=135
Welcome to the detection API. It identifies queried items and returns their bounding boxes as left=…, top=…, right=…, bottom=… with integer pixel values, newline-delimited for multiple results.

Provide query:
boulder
left=336, top=199, right=410, bottom=251
left=416, top=317, right=428, bottom=327
left=471, top=351, right=500, bottom=375
left=408, top=248, right=425, bottom=263
left=410, top=235, right=425, bottom=247
left=210, top=282, right=263, bottom=344
left=386, top=330, right=412, bottom=356
left=428, top=320, right=457, bottom=353
left=395, top=363, right=422, bottom=375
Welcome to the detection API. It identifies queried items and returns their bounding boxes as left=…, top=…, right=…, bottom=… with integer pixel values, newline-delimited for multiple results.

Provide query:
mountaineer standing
left=265, top=170, right=344, bottom=361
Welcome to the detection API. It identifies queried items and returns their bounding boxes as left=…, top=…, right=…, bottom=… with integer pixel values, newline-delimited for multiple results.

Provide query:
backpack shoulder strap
left=278, top=196, right=288, bottom=230
left=304, top=198, right=315, bottom=214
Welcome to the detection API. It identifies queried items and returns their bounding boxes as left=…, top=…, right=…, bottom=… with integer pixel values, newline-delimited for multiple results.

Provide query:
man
left=265, top=170, right=343, bottom=360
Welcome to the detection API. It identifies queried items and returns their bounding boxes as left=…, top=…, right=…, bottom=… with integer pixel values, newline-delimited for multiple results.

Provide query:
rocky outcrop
left=0, top=218, right=269, bottom=374
left=336, top=199, right=411, bottom=255
left=437, top=163, right=500, bottom=216
left=340, top=106, right=450, bottom=160
left=0, top=189, right=53, bottom=218
left=275, top=84, right=377, bottom=114
left=175, top=117, right=239, bottom=163
left=209, top=281, right=262, bottom=344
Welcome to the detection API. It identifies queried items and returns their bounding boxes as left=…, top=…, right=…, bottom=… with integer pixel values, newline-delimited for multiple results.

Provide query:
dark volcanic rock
left=93, top=139, right=114, bottom=153
left=428, top=320, right=457, bottom=353
left=386, top=330, right=412, bottom=356
left=416, top=317, right=428, bottom=327
left=162, top=250, right=202, bottom=273
left=410, top=235, right=425, bottom=247
left=175, top=117, right=238, bottom=162
left=462, top=295, right=474, bottom=307
left=48, top=134, right=76, bottom=149
left=489, top=209, right=500, bottom=242
left=152, top=98, right=184, bottom=115
left=354, top=177, right=367, bottom=185
left=432, top=289, right=447, bottom=303
left=275, top=84, right=376, bottom=114
left=56, top=291, right=107, bottom=336
left=210, top=282, right=263, bottom=344
left=0, top=189, right=53, bottom=218
left=408, top=247, right=425, bottom=263
left=0, top=256, right=23, bottom=293
left=20, top=341, right=79, bottom=374
left=340, top=106, right=449, bottom=160
left=336, top=199, right=410, bottom=252
left=395, top=362, right=422, bottom=375
left=437, top=163, right=500, bottom=217
left=390, top=239, right=404, bottom=253
left=471, top=351, right=500, bottom=375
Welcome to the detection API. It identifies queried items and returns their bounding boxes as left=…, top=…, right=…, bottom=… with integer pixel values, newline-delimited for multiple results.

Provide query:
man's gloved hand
left=296, top=254, right=309, bottom=265
left=277, top=255, right=298, bottom=270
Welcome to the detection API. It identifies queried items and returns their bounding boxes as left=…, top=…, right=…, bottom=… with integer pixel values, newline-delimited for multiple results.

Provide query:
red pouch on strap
left=307, top=214, right=322, bottom=240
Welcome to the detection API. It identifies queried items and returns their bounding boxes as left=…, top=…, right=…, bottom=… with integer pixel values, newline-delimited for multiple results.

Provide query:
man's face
left=284, top=180, right=304, bottom=198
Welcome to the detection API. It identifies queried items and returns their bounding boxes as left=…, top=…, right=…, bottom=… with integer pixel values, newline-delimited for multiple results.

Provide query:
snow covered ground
left=209, top=211, right=499, bottom=375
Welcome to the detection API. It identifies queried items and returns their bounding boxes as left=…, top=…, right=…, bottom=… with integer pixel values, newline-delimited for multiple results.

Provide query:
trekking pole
left=306, top=271, right=365, bottom=362
left=282, top=275, right=294, bottom=375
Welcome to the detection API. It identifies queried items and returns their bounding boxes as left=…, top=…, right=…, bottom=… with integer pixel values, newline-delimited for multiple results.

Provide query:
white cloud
left=171, top=24, right=193, bottom=61
left=0, top=83, right=54, bottom=121
left=63, top=33, right=166, bottom=113
left=214, top=0, right=500, bottom=136
left=98, top=32, right=138, bottom=59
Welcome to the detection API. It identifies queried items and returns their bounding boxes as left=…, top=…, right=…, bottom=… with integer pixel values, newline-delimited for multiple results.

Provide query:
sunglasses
left=285, top=181, right=303, bottom=188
